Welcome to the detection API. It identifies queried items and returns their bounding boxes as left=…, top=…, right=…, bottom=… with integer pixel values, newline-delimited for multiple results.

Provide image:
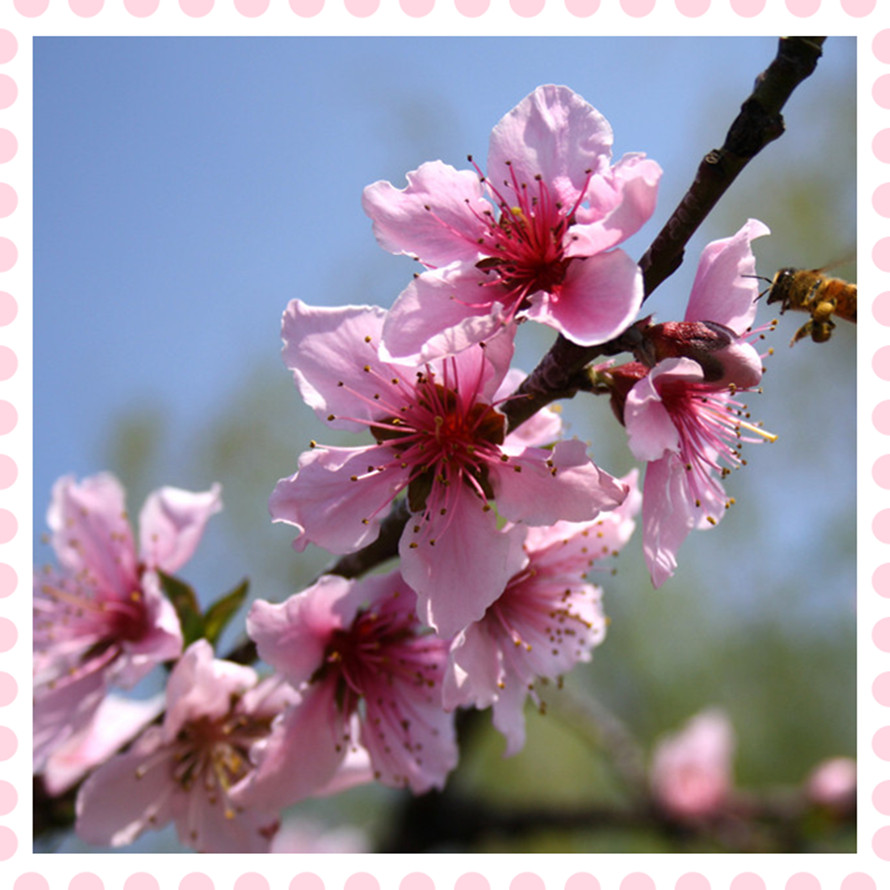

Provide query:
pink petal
left=360, top=668, right=458, bottom=794
left=399, top=489, right=527, bottom=638
left=47, top=473, right=138, bottom=597
left=237, top=679, right=350, bottom=811
left=490, top=679, right=531, bottom=758
left=270, top=444, right=410, bottom=554
left=247, top=575, right=366, bottom=688
left=75, top=726, right=178, bottom=848
left=641, top=455, right=697, bottom=588
left=488, top=85, right=613, bottom=208
left=281, top=299, right=394, bottom=433
left=443, top=624, right=505, bottom=712
left=685, top=218, right=770, bottom=333
left=138, top=483, right=222, bottom=574
left=526, top=249, right=642, bottom=346
left=379, top=266, right=505, bottom=364
left=111, top=572, right=183, bottom=688
left=492, top=439, right=627, bottom=525
left=162, top=640, right=258, bottom=740
left=43, top=693, right=165, bottom=796
left=362, top=160, right=489, bottom=267
left=568, top=154, right=662, bottom=256
left=624, top=359, right=703, bottom=462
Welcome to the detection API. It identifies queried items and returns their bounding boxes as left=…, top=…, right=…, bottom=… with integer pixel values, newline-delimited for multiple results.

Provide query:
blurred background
left=33, top=36, right=855, bottom=853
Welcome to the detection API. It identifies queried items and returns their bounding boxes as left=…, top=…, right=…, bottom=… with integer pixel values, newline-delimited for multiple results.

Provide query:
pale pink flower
left=806, top=757, right=856, bottom=813
left=270, top=299, right=627, bottom=637
left=650, top=708, right=735, bottom=820
left=239, top=570, right=458, bottom=811
left=444, top=471, right=640, bottom=756
left=621, top=219, right=773, bottom=587
left=75, top=640, right=294, bottom=853
left=42, top=693, right=165, bottom=796
left=33, top=474, right=222, bottom=771
left=363, top=84, right=661, bottom=362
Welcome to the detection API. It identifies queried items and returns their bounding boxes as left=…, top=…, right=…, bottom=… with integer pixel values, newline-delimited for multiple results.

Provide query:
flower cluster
left=34, top=83, right=786, bottom=854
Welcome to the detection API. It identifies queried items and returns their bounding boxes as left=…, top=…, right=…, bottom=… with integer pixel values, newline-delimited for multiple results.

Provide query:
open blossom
left=363, top=84, right=661, bottom=362
left=444, top=471, right=640, bottom=756
left=270, top=299, right=627, bottom=637
left=33, top=473, right=222, bottom=771
left=650, top=708, right=735, bottom=820
left=75, top=640, right=293, bottom=853
left=238, top=570, right=457, bottom=811
left=619, top=219, right=774, bottom=587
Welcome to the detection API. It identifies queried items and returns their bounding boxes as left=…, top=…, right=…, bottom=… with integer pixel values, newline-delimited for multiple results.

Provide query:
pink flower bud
left=806, top=757, right=856, bottom=813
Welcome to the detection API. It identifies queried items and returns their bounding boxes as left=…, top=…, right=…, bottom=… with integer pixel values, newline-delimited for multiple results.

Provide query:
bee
left=765, top=266, right=857, bottom=346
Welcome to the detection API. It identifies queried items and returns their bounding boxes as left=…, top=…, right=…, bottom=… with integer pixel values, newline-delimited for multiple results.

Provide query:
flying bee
left=764, top=265, right=857, bottom=346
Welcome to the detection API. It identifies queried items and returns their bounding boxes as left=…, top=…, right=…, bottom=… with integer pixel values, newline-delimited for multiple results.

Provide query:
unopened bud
left=641, top=321, right=762, bottom=390
left=602, top=362, right=649, bottom=426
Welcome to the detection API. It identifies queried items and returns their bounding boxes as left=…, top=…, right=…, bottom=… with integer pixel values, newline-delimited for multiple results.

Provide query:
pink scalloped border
left=4, top=1, right=884, bottom=888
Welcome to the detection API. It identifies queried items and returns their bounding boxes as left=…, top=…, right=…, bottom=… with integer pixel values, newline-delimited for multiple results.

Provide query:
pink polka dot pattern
left=874, top=781, right=890, bottom=813
left=874, top=455, right=890, bottom=488
left=0, top=779, right=16, bottom=815
left=621, top=875, right=655, bottom=890
left=0, top=672, right=15, bottom=707
left=0, top=617, right=16, bottom=653
left=875, top=183, right=890, bottom=217
left=70, top=0, right=105, bottom=14
left=873, top=617, right=890, bottom=649
left=874, top=292, right=890, bottom=325
left=785, top=0, right=819, bottom=15
left=874, top=672, right=890, bottom=706
left=344, top=0, right=379, bottom=15
left=785, top=876, right=820, bottom=890
left=69, top=875, right=105, bottom=890
left=345, top=875, right=379, bottom=890
left=873, top=346, right=890, bottom=380
left=675, top=875, right=710, bottom=890
left=401, top=874, right=435, bottom=890
left=841, top=874, right=877, bottom=890
left=455, top=0, right=489, bottom=13
left=234, top=874, right=269, bottom=890
left=290, top=875, right=324, bottom=890
left=14, top=876, right=48, bottom=890
left=0, top=77, right=16, bottom=110
left=455, top=876, right=490, bottom=890
left=123, top=875, right=159, bottom=890
left=179, top=874, right=214, bottom=890
left=511, top=0, right=545, bottom=15
left=0, top=32, right=16, bottom=65
left=400, top=0, right=435, bottom=13
left=0, top=238, right=16, bottom=272
left=874, top=76, right=890, bottom=110
left=0, top=131, right=16, bottom=164
left=180, top=0, right=215, bottom=15
left=124, top=0, right=160, bottom=15
left=730, top=875, right=766, bottom=890
left=13, top=0, right=50, bottom=15
left=235, top=0, right=271, bottom=15
left=875, top=129, right=890, bottom=162
left=0, top=825, right=17, bottom=860
left=729, top=0, right=765, bottom=14
left=0, top=508, right=16, bottom=544
left=564, top=0, right=599, bottom=15
left=565, top=876, right=600, bottom=890
left=676, top=0, right=709, bottom=14
left=0, top=726, right=16, bottom=759
left=511, top=875, right=545, bottom=890
left=875, top=402, right=890, bottom=435
left=841, top=0, right=876, bottom=14
left=620, top=0, right=654, bottom=15
left=874, top=726, right=890, bottom=760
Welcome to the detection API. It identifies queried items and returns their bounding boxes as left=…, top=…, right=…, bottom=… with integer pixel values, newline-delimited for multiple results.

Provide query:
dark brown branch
left=501, top=36, right=826, bottom=434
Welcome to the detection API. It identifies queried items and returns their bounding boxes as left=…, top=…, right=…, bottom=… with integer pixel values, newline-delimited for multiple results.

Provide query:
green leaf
left=158, top=570, right=204, bottom=647
left=202, top=578, right=249, bottom=647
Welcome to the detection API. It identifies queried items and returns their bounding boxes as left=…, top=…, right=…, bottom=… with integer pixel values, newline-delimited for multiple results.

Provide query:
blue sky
left=33, top=35, right=856, bottom=623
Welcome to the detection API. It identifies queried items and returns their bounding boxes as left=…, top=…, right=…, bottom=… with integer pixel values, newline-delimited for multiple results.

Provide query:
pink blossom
left=42, top=693, right=165, bottom=796
left=239, top=570, right=457, bottom=810
left=621, top=219, right=774, bottom=587
left=444, top=471, right=640, bottom=756
left=806, top=757, right=856, bottom=813
left=363, top=84, right=661, bottom=362
left=75, top=640, right=294, bottom=853
left=270, top=299, right=627, bottom=637
left=650, top=708, right=735, bottom=820
left=33, top=474, right=222, bottom=771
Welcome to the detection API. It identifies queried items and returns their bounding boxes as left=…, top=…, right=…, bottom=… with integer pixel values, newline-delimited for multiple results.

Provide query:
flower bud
left=601, top=361, right=650, bottom=426
left=641, top=321, right=762, bottom=390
